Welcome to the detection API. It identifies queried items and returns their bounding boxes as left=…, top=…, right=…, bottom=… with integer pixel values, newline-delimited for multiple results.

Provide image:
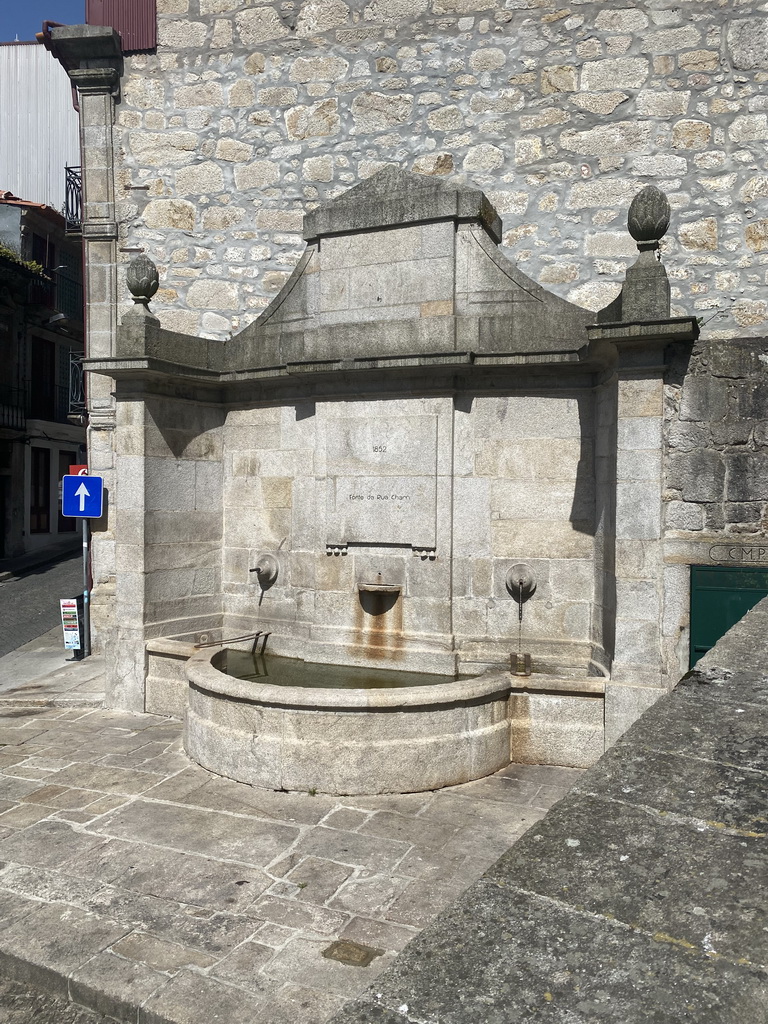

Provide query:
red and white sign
left=69, top=465, right=88, bottom=475
left=60, top=599, right=81, bottom=650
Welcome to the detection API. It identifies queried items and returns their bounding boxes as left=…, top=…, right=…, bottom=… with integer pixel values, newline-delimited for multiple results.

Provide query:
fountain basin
left=184, top=648, right=513, bottom=795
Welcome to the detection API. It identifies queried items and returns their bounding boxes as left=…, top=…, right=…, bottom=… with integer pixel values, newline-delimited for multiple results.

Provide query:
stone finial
left=126, top=254, right=159, bottom=307
left=621, top=184, right=671, bottom=322
left=627, top=185, right=671, bottom=250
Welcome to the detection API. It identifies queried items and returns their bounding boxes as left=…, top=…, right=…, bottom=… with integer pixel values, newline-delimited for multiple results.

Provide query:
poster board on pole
left=60, top=599, right=81, bottom=650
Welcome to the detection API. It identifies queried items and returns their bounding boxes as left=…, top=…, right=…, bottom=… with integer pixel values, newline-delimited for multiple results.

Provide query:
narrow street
left=0, top=552, right=82, bottom=657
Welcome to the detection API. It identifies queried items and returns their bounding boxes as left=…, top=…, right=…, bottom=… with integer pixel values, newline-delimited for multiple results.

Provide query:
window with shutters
left=86, top=0, right=157, bottom=52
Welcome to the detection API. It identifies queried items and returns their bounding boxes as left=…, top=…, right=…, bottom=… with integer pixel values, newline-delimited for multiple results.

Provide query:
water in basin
left=221, top=650, right=457, bottom=690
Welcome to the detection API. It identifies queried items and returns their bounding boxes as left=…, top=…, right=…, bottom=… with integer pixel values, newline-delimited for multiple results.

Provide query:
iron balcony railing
left=65, top=166, right=82, bottom=234
left=69, top=352, right=86, bottom=417
left=28, top=276, right=55, bottom=309
left=0, top=386, right=25, bottom=430
left=26, top=383, right=71, bottom=423
left=56, top=272, right=84, bottom=322
left=28, top=271, right=84, bottom=322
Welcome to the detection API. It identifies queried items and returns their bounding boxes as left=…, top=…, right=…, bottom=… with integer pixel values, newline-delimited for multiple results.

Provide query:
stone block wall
left=658, top=334, right=768, bottom=698
left=107, top=391, right=224, bottom=710
left=665, top=336, right=768, bottom=539
left=459, top=392, right=597, bottom=668
left=140, top=396, right=225, bottom=638
left=220, top=390, right=601, bottom=675
left=114, top=0, right=768, bottom=340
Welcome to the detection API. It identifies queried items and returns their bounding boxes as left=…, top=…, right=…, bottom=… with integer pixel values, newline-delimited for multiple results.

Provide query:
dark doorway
left=29, top=338, right=56, bottom=420
left=30, top=447, right=51, bottom=534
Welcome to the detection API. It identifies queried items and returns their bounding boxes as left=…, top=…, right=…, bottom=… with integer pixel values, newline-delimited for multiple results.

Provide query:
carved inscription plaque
left=326, top=415, right=437, bottom=547
left=709, top=542, right=768, bottom=566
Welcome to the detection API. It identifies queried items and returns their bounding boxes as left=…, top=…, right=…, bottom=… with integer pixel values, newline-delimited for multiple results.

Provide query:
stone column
left=594, top=325, right=696, bottom=748
left=588, top=186, right=699, bottom=747
left=612, top=350, right=666, bottom=687
left=50, top=27, right=122, bottom=651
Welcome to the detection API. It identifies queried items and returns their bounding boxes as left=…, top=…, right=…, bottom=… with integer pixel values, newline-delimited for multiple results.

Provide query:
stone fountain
left=87, top=171, right=698, bottom=792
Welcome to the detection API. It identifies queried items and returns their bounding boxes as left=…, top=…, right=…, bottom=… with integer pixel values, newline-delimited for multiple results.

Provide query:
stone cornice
left=586, top=317, right=700, bottom=346
left=48, top=25, right=122, bottom=64
left=69, top=67, right=121, bottom=95
left=46, top=26, right=122, bottom=100
left=304, top=166, right=503, bottom=244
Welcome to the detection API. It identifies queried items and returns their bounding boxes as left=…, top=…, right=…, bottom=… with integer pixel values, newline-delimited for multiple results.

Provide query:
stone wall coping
left=508, top=676, right=606, bottom=696
left=48, top=24, right=122, bottom=62
left=330, top=596, right=768, bottom=1022
left=303, top=166, right=502, bottom=244
left=587, top=316, right=699, bottom=344
left=145, top=638, right=198, bottom=658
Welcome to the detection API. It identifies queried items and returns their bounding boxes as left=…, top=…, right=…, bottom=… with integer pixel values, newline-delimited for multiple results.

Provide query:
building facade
left=0, top=38, right=86, bottom=563
left=0, top=196, right=86, bottom=560
left=44, top=1, right=768, bottom=759
left=0, top=42, right=81, bottom=213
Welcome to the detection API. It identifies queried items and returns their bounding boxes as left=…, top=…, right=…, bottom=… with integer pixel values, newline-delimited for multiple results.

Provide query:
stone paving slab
left=329, top=598, right=768, bottom=1024
left=333, top=883, right=768, bottom=1024
left=0, top=629, right=105, bottom=708
left=0, top=702, right=580, bottom=1024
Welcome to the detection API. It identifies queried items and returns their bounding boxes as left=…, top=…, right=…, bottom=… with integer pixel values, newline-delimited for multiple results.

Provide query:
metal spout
left=511, top=652, right=532, bottom=677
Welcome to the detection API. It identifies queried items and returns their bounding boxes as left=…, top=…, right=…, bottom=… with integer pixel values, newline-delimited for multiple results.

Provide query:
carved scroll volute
left=126, top=254, right=160, bottom=306
left=627, top=185, right=671, bottom=251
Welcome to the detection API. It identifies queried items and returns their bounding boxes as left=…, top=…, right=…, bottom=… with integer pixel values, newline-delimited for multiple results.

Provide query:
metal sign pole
left=82, top=517, right=91, bottom=658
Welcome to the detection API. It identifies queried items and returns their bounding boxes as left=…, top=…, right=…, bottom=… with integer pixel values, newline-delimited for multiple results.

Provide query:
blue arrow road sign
left=62, top=475, right=104, bottom=518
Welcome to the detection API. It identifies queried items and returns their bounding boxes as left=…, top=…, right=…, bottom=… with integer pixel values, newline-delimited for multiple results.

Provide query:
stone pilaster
left=588, top=319, right=698, bottom=747
left=49, top=27, right=122, bottom=652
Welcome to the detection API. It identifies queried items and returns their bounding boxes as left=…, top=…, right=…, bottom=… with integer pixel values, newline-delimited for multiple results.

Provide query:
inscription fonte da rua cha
left=348, top=494, right=411, bottom=502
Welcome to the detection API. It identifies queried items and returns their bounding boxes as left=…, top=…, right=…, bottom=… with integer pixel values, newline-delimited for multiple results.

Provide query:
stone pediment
left=232, top=167, right=595, bottom=372
left=103, top=168, right=645, bottom=390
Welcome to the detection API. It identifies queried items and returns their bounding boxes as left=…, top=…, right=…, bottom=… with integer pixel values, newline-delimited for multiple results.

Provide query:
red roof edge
left=0, top=192, right=66, bottom=229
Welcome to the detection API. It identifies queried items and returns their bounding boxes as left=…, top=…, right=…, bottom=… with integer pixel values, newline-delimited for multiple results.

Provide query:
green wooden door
left=690, top=565, right=768, bottom=669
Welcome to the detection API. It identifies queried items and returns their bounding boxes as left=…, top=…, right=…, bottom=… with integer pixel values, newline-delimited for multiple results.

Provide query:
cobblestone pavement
left=0, top=704, right=582, bottom=1023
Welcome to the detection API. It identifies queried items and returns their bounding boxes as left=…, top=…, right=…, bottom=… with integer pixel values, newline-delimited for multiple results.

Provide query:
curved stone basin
left=184, top=648, right=513, bottom=795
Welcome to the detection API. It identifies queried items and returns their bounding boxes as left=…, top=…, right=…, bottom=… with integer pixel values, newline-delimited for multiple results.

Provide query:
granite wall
left=109, top=389, right=224, bottom=711
left=113, top=0, right=768, bottom=339
left=659, top=333, right=768, bottom=692
left=666, top=335, right=768, bottom=538
left=220, top=391, right=600, bottom=677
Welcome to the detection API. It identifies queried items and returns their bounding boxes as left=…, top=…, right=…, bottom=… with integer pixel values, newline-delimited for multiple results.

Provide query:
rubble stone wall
left=115, top=0, right=768, bottom=340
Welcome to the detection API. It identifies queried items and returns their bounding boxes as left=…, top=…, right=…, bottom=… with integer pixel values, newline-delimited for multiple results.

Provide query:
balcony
left=55, top=272, right=84, bottom=323
left=0, top=386, right=25, bottom=431
left=28, top=271, right=84, bottom=324
left=65, top=166, right=82, bottom=235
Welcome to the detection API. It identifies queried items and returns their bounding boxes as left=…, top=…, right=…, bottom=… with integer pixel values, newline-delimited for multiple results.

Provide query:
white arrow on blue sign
left=61, top=475, right=104, bottom=518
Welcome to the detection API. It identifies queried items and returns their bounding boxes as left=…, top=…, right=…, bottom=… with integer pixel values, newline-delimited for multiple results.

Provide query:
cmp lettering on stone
left=709, top=543, right=768, bottom=565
